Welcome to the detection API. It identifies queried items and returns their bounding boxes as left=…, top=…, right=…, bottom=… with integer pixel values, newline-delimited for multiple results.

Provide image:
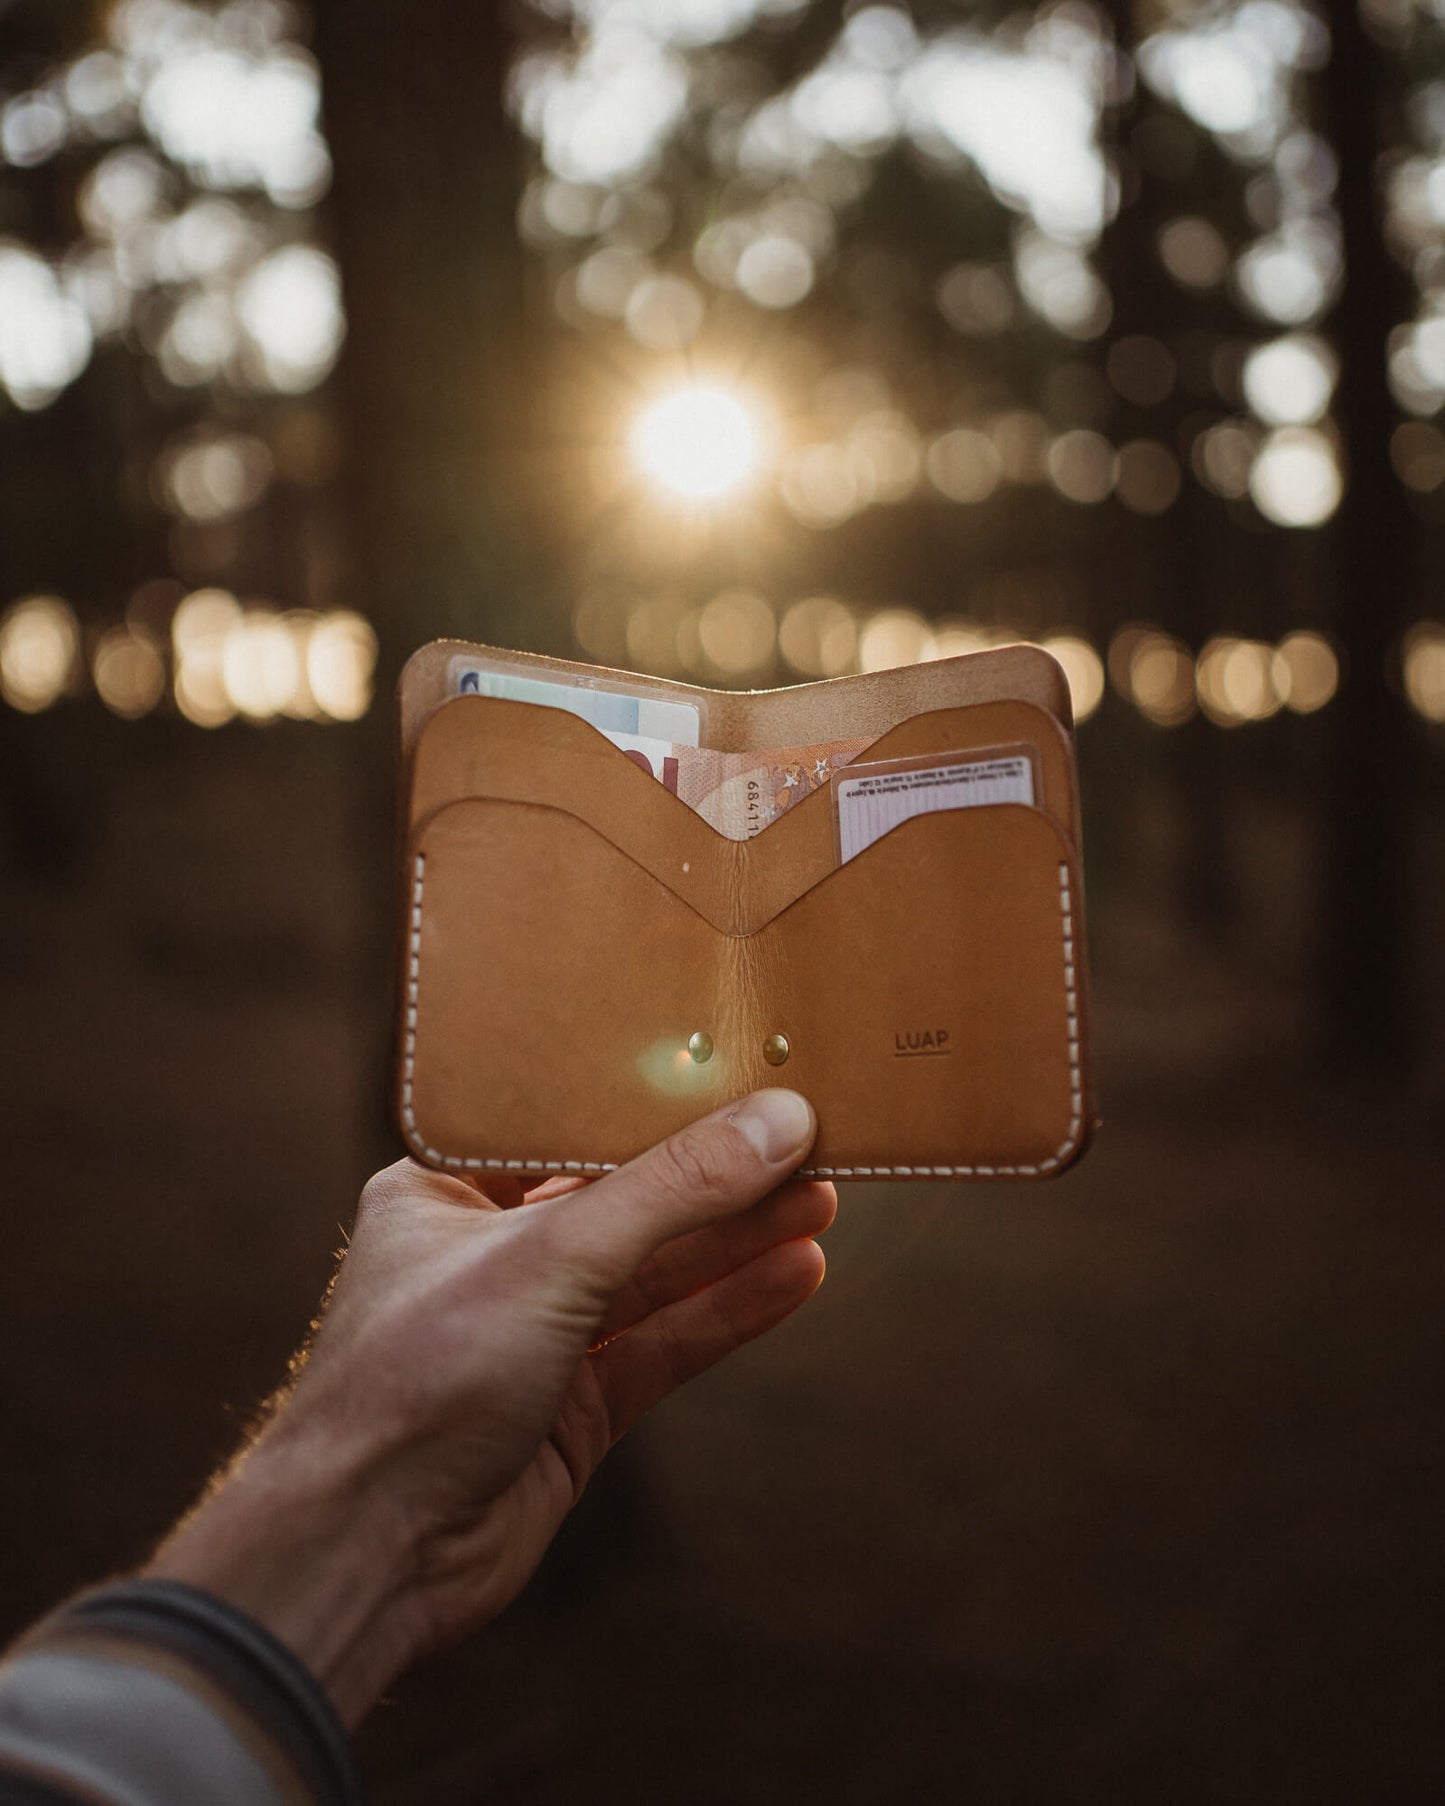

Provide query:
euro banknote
left=542, top=724, right=875, bottom=839
left=669, top=739, right=876, bottom=838
left=449, top=658, right=870, bottom=838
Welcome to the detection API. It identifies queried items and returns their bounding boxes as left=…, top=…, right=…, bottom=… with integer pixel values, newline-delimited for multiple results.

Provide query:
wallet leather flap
left=400, top=638, right=1073, bottom=758
left=400, top=795, right=1090, bottom=1180
left=408, top=693, right=1078, bottom=936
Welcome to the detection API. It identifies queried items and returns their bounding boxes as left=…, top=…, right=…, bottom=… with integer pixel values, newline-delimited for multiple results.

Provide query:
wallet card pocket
left=398, top=795, right=1089, bottom=1179
left=407, top=692, right=1080, bottom=935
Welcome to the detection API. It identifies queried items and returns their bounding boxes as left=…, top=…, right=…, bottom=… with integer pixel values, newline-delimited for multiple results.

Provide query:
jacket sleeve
left=0, top=1580, right=360, bottom=1806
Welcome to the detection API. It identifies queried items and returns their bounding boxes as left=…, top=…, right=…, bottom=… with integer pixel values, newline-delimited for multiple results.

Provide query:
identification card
left=448, top=656, right=702, bottom=746
left=834, top=747, right=1037, bottom=864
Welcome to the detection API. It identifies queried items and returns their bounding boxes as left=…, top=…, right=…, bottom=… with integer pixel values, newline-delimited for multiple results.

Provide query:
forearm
left=143, top=1416, right=426, bottom=1728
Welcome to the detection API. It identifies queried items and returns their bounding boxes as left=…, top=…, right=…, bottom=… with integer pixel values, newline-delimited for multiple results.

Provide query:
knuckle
left=356, top=1156, right=453, bottom=1223
left=652, top=1121, right=739, bottom=1201
left=357, top=1164, right=403, bottom=1219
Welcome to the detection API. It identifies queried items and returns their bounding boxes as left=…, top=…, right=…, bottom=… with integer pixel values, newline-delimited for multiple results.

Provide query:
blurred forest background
left=1, top=1, right=1442, bottom=1801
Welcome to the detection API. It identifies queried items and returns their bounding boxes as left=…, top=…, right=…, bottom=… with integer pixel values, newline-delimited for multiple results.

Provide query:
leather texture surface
left=395, top=640, right=1096, bottom=1181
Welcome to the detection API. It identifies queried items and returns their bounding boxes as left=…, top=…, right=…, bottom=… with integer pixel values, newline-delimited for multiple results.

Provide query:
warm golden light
left=1047, top=429, right=1116, bottom=504
left=698, top=590, right=776, bottom=677
left=93, top=627, right=165, bottom=718
left=222, top=610, right=300, bottom=719
left=1249, top=427, right=1342, bottom=527
left=0, top=594, right=79, bottom=712
left=173, top=588, right=240, bottom=727
left=1272, top=631, right=1339, bottom=714
left=781, top=443, right=871, bottom=525
left=1403, top=623, right=1445, bottom=723
left=1114, top=439, right=1182, bottom=514
left=307, top=611, right=377, bottom=721
left=1041, top=634, right=1106, bottom=723
left=1197, top=636, right=1283, bottom=726
left=859, top=609, right=935, bottom=672
left=779, top=596, right=857, bottom=676
left=1123, top=629, right=1197, bottom=726
left=925, top=428, right=1002, bottom=503
left=631, top=386, right=757, bottom=499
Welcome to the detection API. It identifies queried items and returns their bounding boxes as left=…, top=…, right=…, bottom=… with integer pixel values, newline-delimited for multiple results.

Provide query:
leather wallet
left=395, top=639, right=1095, bottom=1182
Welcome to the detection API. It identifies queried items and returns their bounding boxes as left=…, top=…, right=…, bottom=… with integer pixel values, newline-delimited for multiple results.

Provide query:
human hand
left=146, top=1090, right=835, bottom=1725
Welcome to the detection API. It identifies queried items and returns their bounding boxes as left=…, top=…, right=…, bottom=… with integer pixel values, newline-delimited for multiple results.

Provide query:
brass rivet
left=687, top=1031, right=714, bottom=1065
left=762, top=1033, right=790, bottom=1066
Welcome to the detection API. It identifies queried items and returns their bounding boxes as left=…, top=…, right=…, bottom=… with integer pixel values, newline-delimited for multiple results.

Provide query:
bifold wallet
left=395, top=639, right=1095, bottom=1182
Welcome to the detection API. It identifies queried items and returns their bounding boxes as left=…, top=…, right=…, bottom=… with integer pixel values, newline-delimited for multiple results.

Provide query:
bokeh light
left=848, top=411, right=921, bottom=502
left=1236, top=223, right=1340, bottom=327
left=989, top=410, right=1049, bottom=484
left=156, top=432, right=274, bottom=521
left=1390, top=421, right=1445, bottom=493
left=238, top=245, right=345, bottom=392
left=0, top=245, right=94, bottom=410
left=93, top=627, right=166, bottom=718
left=173, top=587, right=242, bottom=725
left=1047, top=430, right=1115, bottom=504
left=132, top=19, right=329, bottom=205
left=925, top=429, right=1002, bottom=503
left=936, top=263, right=1015, bottom=335
left=930, top=619, right=999, bottom=659
left=1193, top=419, right=1258, bottom=499
left=1272, top=630, right=1339, bottom=714
left=632, top=386, right=759, bottom=499
left=222, top=610, right=302, bottom=719
left=1157, top=216, right=1229, bottom=288
left=698, top=591, right=776, bottom=677
left=623, top=274, right=704, bottom=349
left=779, top=597, right=857, bottom=676
left=1248, top=426, right=1342, bottom=527
left=0, top=595, right=81, bottom=712
left=1196, top=636, right=1284, bottom=726
left=1242, top=334, right=1336, bottom=425
left=306, top=611, right=378, bottom=721
left=0, top=1, right=341, bottom=420
left=859, top=609, right=935, bottom=671
left=1402, top=623, right=1445, bottom=723
left=735, top=234, right=815, bottom=308
left=1111, top=626, right=1198, bottom=726
left=1014, top=231, right=1111, bottom=340
left=781, top=443, right=873, bottom=525
left=1041, top=634, right=1105, bottom=723
left=1114, top=440, right=1182, bottom=514
left=158, top=590, right=374, bottom=726
left=625, top=597, right=686, bottom=674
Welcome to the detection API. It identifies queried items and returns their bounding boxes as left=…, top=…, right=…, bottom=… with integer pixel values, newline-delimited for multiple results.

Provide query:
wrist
left=144, top=1415, right=429, bottom=1728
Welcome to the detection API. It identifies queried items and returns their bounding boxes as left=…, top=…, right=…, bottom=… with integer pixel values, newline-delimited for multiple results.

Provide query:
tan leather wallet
left=395, top=639, right=1095, bottom=1182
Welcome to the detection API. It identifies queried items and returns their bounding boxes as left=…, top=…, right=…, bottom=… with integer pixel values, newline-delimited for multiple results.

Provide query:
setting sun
left=630, top=386, right=758, bottom=500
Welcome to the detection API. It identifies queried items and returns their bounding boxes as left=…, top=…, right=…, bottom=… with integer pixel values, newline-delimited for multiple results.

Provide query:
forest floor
left=1, top=722, right=1441, bottom=1804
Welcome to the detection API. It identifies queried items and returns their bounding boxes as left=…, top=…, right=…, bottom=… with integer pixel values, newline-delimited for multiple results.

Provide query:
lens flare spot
left=631, top=387, right=758, bottom=499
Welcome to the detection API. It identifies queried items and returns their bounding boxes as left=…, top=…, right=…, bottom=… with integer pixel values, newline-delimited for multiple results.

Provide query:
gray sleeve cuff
left=0, top=1579, right=361, bottom=1806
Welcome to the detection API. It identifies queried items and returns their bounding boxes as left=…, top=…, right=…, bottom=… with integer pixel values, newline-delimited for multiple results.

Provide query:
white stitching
left=787, top=863, right=1083, bottom=1178
left=400, top=855, right=621, bottom=1174
left=403, top=854, right=1084, bottom=1179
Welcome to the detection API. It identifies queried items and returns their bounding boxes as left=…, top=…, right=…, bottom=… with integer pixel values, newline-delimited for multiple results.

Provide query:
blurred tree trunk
left=310, top=0, right=550, bottom=1164
left=1096, top=53, right=1232, bottom=932
left=1317, top=0, right=1414, bottom=1066
left=311, top=0, right=545, bottom=659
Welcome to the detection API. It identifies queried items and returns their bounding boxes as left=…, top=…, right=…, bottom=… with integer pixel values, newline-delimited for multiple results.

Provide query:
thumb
left=535, top=1090, right=817, bottom=1291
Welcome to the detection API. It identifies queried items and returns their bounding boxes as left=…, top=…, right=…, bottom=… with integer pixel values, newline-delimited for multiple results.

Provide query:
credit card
left=449, top=657, right=701, bottom=746
left=834, top=750, right=1035, bottom=864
